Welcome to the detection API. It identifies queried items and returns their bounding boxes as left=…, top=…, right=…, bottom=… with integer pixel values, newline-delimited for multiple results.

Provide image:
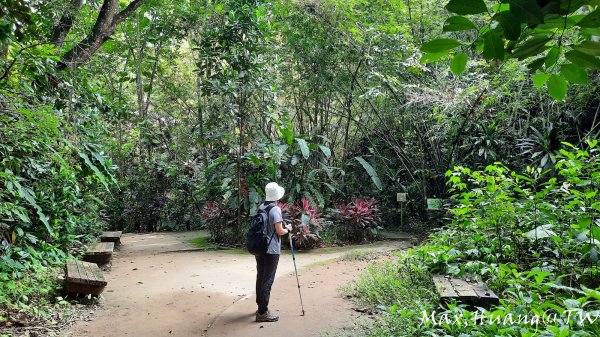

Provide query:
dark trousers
left=255, top=253, right=279, bottom=315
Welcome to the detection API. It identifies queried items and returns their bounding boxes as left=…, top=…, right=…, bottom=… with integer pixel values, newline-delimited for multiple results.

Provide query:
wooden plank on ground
left=432, top=275, right=458, bottom=299
left=100, top=231, right=122, bottom=244
left=472, top=282, right=500, bottom=306
left=451, top=278, right=479, bottom=301
left=432, top=275, right=499, bottom=308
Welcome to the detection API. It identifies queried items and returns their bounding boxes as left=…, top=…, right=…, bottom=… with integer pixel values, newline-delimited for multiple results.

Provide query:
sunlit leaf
left=443, top=16, right=477, bottom=32
left=450, top=52, right=468, bottom=75
left=547, top=74, right=568, bottom=100
left=420, top=38, right=461, bottom=53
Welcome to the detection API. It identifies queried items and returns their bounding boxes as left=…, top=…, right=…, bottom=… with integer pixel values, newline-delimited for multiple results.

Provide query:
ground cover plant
left=345, top=141, right=600, bottom=336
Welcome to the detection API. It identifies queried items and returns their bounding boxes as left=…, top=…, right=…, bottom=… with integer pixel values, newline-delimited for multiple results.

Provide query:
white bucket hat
left=265, top=182, right=285, bottom=201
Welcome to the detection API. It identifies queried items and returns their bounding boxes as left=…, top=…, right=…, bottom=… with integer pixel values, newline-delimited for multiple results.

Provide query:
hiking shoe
left=256, top=311, right=279, bottom=322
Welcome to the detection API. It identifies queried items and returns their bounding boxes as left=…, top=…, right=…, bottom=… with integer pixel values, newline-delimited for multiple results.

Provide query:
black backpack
left=246, top=204, right=275, bottom=255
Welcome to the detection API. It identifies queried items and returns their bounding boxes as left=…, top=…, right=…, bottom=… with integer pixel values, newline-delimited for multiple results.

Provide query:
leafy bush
left=0, top=91, right=112, bottom=323
left=347, top=141, right=600, bottom=336
left=277, top=197, right=323, bottom=249
left=332, top=198, right=382, bottom=243
left=201, top=201, right=239, bottom=245
left=108, top=161, right=203, bottom=233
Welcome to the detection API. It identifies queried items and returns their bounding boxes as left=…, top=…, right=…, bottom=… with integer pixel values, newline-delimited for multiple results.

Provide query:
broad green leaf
left=318, top=145, right=331, bottom=158
left=420, top=52, right=448, bottom=64
left=445, top=0, right=488, bottom=15
left=493, top=3, right=510, bottom=12
left=511, top=37, right=551, bottom=60
left=296, top=138, right=310, bottom=159
left=450, top=52, right=468, bottom=75
left=323, top=182, right=336, bottom=193
left=308, top=184, right=325, bottom=208
left=509, top=0, right=544, bottom=25
left=560, top=0, right=586, bottom=14
left=539, top=16, right=578, bottom=30
left=483, top=31, right=504, bottom=60
left=420, top=38, right=461, bottom=53
left=355, top=157, right=382, bottom=190
left=12, top=208, right=30, bottom=224
left=291, top=155, right=300, bottom=166
left=206, top=155, right=228, bottom=173
left=573, top=41, right=600, bottom=56
left=547, top=74, right=568, bottom=100
left=495, top=11, right=521, bottom=40
left=577, top=8, right=599, bottom=28
left=78, top=149, right=109, bottom=191
left=443, top=16, right=477, bottom=32
left=525, top=224, right=557, bottom=239
left=527, top=57, right=546, bottom=72
left=85, top=143, right=116, bottom=183
left=565, top=50, right=600, bottom=70
left=278, top=117, right=293, bottom=145
left=13, top=180, right=53, bottom=236
left=544, top=46, right=562, bottom=68
left=560, top=63, right=588, bottom=84
left=531, top=72, right=549, bottom=88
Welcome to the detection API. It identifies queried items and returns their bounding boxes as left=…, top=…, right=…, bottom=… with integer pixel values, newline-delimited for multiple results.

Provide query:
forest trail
left=64, top=231, right=411, bottom=337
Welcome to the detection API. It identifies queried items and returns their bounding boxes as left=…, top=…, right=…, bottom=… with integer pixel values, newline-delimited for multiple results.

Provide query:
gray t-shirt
left=258, top=202, right=283, bottom=255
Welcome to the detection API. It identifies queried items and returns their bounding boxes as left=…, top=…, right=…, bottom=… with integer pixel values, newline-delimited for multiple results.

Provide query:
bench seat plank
left=83, top=242, right=114, bottom=265
left=432, top=275, right=458, bottom=298
left=100, top=231, right=122, bottom=244
left=433, top=275, right=499, bottom=308
left=65, top=260, right=107, bottom=295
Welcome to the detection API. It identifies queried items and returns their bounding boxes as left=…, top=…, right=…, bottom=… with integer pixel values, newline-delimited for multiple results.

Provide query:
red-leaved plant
left=201, top=201, right=238, bottom=245
left=333, top=198, right=381, bottom=243
left=276, top=197, right=322, bottom=249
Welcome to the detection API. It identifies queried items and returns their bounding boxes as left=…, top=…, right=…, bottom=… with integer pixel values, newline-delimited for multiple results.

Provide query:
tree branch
left=50, top=0, right=84, bottom=48
left=57, top=0, right=146, bottom=70
left=114, top=0, right=146, bottom=26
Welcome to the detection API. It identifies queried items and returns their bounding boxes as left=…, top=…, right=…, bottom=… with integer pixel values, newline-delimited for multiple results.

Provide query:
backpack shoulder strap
left=264, top=204, right=277, bottom=249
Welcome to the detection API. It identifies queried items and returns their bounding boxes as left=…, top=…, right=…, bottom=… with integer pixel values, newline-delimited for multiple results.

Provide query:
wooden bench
left=100, top=231, right=122, bottom=245
left=83, top=242, right=115, bottom=265
left=433, top=275, right=499, bottom=308
left=65, top=260, right=107, bottom=295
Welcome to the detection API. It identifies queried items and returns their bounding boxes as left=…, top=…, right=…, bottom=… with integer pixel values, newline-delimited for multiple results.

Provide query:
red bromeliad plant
left=333, top=198, right=381, bottom=243
left=276, top=197, right=322, bottom=249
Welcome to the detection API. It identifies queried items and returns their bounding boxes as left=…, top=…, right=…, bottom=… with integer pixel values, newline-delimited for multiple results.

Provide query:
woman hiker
left=255, top=182, right=292, bottom=322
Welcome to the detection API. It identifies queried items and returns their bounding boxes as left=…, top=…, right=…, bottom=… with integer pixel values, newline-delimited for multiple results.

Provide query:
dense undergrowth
left=345, top=141, right=600, bottom=336
left=0, top=91, right=112, bottom=329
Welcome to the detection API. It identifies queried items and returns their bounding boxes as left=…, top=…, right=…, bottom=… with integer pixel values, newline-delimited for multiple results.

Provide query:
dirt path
left=64, top=231, right=410, bottom=337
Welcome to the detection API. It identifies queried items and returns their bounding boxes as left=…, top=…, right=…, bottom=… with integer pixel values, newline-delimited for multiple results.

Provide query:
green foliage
left=0, top=89, right=111, bottom=323
left=355, top=157, right=383, bottom=191
left=345, top=259, right=437, bottom=308
left=348, top=141, right=600, bottom=336
left=423, top=0, right=600, bottom=100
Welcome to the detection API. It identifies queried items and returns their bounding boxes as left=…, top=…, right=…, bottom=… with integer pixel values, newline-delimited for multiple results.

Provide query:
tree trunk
left=57, top=0, right=146, bottom=70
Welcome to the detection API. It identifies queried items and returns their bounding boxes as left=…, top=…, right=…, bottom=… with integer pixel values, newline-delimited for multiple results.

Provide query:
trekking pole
left=288, top=232, right=305, bottom=316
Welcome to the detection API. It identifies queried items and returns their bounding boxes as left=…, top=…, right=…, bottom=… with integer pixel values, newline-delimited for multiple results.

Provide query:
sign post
left=397, top=193, right=407, bottom=228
